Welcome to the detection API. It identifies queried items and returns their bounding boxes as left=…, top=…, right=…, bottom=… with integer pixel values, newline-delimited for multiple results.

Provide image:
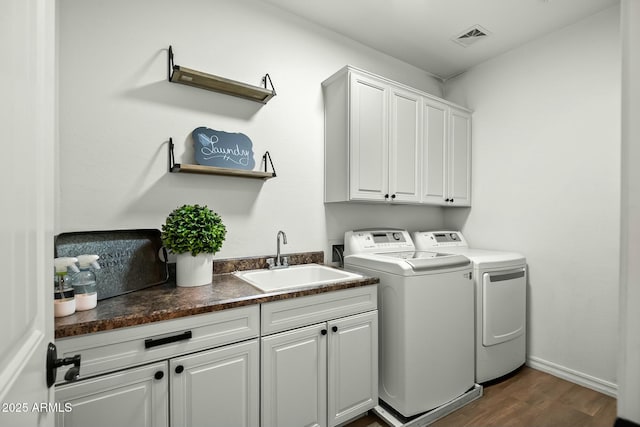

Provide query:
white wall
left=57, top=0, right=445, bottom=260
left=619, top=1, right=640, bottom=423
left=444, top=7, right=621, bottom=394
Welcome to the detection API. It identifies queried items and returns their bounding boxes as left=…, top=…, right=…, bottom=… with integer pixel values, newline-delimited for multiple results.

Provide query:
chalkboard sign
left=192, top=127, right=256, bottom=170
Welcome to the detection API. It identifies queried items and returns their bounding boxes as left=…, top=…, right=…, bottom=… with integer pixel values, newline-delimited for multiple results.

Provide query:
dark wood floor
left=346, top=366, right=617, bottom=427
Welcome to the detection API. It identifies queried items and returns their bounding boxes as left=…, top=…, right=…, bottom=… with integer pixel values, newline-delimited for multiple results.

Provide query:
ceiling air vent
left=452, top=25, right=490, bottom=47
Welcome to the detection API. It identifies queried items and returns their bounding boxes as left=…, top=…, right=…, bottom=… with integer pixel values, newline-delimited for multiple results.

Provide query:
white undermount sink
left=235, top=263, right=364, bottom=293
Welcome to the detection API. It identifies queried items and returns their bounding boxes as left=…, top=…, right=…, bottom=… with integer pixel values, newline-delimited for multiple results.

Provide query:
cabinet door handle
left=321, top=329, right=327, bottom=335
left=144, top=331, right=192, bottom=349
left=154, top=371, right=164, bottom=380
left=175, top=365, right=184, bottom=374
left=384, top=194, right=389, bottom=199
left=391, top=194, right=396, bottom=199
left=332, top=326, right=338, bottom=333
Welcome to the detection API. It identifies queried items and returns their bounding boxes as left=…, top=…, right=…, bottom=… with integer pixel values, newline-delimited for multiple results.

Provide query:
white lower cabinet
left=56, top=341, right=259, bottom=427
left=55, top=361, right=169, bottom=427
left=327, top=312, right=378, bottom=426
left=170, top=339, right=259, bottom=427
left=54, top=287, right=378, bottom=427
left=54, top=306, right=260, bottom=427
left=261, top=286, right=378, bottom=427
left=262, top=323, right=328, bottom=427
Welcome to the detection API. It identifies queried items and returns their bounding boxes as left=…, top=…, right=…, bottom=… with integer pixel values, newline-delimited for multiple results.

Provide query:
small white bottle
left=54, top=257, right=79, bottom=317
left=72, top=255, right=100, bottom=311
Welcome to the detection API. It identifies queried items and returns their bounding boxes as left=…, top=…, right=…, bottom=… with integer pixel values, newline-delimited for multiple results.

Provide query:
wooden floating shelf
left=168, top=138, right=277, bottom=180
left=170, top=163, right=275, bottom=180
left=168, top=46, right=276, bottom=104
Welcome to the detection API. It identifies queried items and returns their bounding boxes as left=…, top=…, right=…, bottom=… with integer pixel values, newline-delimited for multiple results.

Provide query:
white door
left=349, top=72, right=389, bottom=201
left=170, top=340, right=259, bottom=427
left=55, top=362, right=169, bottom=427
left=421, top=98, right=448, bottom=205
left=0, top=0, right=55, bottom=426
left=327, top=311, right=378, bottom=427
left=389, top=88, right=421, bottom=203
left=261, top=323, right=327, bottom=427
left=448, top=107, right=472, bottom=206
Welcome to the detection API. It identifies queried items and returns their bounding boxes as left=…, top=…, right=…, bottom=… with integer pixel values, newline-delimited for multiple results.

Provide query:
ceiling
left=259, top=0, right=619, bottom=80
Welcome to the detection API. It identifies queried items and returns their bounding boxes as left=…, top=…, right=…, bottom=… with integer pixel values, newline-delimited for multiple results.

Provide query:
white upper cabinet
left=389, top=86, right=422, bottom=203
left=422, top=101, right=472, bottom=206
left=323, top=66, right=472, bottom=207
left=421, top=97, right=448, bottom=204
left=348, top=72, right=389, bottom=201
left=448, top=107, right=472, bottom=206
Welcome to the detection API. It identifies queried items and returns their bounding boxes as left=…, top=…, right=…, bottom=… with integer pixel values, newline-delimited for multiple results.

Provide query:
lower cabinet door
left=328, top=311, right=379, bottom=426
left=170, top=339, right=259, bottom=427
left=55, top=361, right=168, bottom=427
left=261, top=323, right=327, bottom=427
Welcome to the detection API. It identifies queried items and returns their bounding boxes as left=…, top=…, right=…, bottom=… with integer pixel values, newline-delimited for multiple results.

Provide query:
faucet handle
left=266, top=258, right=275, bottom=269
left=282, top=256, right=289, bottom=267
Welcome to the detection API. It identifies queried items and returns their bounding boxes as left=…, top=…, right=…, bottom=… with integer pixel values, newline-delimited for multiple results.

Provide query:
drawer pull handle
left=145, top=331, right=192, bottom=349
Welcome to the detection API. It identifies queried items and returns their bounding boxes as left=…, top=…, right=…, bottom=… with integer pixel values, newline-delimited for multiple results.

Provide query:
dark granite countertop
left=55, top=253, right=378, bottom=339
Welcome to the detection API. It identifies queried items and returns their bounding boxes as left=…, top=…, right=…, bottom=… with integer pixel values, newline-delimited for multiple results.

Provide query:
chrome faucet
left=267, top=230, right=289, bottom=269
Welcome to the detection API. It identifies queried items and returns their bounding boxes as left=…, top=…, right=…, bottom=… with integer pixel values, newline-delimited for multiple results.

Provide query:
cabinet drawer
left=261, top=286, right=377, bottom=335
left=55, top=305, right=259, bottom=384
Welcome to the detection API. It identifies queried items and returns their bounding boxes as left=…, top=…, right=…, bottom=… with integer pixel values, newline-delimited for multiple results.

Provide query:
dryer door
left=482, top=268, right=526, bottom=346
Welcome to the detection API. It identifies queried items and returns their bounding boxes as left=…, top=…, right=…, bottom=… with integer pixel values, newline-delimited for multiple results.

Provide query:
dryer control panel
left=412, top=231, right=469, bottom=249
left=344, top=229, right=415, bottom=256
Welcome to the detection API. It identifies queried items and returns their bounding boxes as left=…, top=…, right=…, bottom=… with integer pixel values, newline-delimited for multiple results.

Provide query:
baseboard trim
left=526, top=356, right=618, bottom=398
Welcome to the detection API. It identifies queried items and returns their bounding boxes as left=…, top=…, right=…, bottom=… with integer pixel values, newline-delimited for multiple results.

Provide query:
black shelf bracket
left=262, top=74, right=276, bottom=96
left=168, top=137, right=179, bottom=171
left=262, top=151, right=277, bottom=177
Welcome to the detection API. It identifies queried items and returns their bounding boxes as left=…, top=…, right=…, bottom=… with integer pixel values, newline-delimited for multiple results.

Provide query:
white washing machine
left=413, top=231, right=527, bottom=383
left=344, top=229, right=476, bottom=419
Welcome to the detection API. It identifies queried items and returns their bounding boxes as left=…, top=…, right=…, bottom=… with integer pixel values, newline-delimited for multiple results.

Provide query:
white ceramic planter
left=176, top=253, right=214, bottom=287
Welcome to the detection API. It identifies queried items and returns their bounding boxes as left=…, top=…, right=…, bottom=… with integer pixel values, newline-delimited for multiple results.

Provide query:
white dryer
left=413, top=231, right=527, bottom=383
left=344, top=229, right=477, bottom=419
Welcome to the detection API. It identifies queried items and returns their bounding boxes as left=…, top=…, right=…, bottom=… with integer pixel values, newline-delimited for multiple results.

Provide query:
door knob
left=46, top=342, right=81, bottom=388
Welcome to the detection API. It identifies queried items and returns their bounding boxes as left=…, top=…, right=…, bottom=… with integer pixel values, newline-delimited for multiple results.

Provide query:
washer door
left=482, top=268, right=526, bottom=346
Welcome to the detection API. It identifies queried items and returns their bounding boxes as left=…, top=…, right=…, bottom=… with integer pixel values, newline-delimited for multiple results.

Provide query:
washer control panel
left=344, top=229, right=415, bottom=255
left=412, top=231, right=469, bottom=249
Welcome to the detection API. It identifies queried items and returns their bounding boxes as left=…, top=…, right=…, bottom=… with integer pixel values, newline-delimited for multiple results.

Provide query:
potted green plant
left=161, top=204, right=227, bottom=287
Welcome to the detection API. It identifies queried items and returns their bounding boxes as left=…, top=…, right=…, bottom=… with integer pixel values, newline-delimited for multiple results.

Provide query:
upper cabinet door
left=449, top=107, right=472, bottom=206
left=348, top=72, right=389, bottom=201
left=422, top=97, right=448, bottom=205
left=389, top=87, right=422, bottom=203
